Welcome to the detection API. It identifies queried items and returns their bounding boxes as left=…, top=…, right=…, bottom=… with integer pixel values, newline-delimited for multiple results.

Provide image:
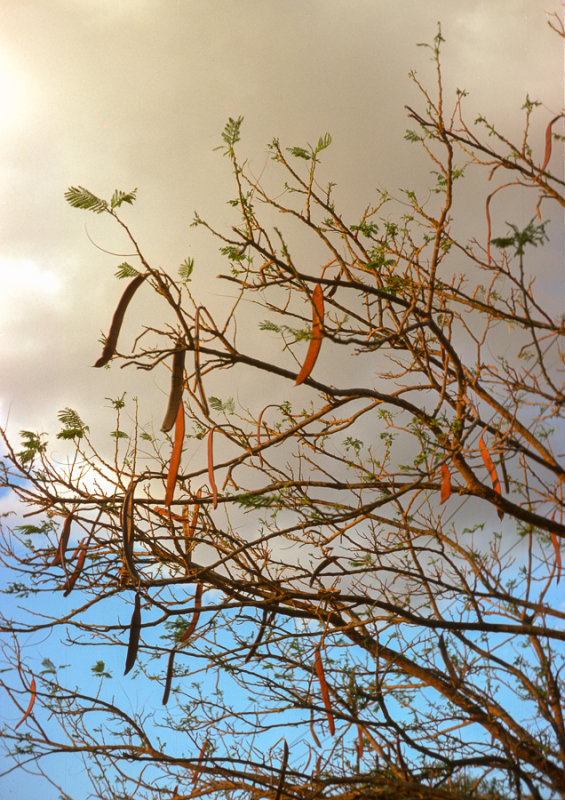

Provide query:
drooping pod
left=51, top=512, right=74, bottom=567
left=314, top=646, right=335, bottom=735
left=296, top=284, right=324, bottom=385
left=94, top=274, right=146, bottom=367
left=62, top=541, right=87, bottom=596
left=207, top=428, right=218, bottom=509
left=274, top=739, right=289, bottom=800
left=439, top=464, right=451, bottom=504
left=161, top=347, right=186, bottom=433
left=479, top=432, right=504, bottom=520
left=124, top=592, right=142, bottom=676
left=178, top=584, right=203, bottom=645
left=162, top=649, right=176, bottom=705
left=164, top=402, right=185, bottom=506
left=121, top=483, right=139, bottom=583
left=14, top=676, right=36, bottom=730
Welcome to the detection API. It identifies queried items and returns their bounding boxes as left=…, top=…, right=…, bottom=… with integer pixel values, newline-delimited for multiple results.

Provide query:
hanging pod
left=164, top=402, right=185, bottom=506
left=207, top=427, right=218, bottom=509
left=479, top=432, right=504, bottom=520
left=439, top=464, right=451, bottom=504
left=94, top=274, right=146, bottom=367
left=314, top=646, right=335, bottom=735
left=51, top=512, right=74, bottom=567
left=124, top=592, right=142, bottom=676
left=62, top=541, right=87, bottom=596
left=161, top=347, right=186, bottom=433
left=296, top=284, right=324, bottom=385
left=14, top=676, right=36, bottom=730
left=178, top=584, right=203, bottom=645
left=122, top=483, right=139, bottom=582
left=274, top=739, right=289, bottom=800
left=162, top=649, right=176, bottom=705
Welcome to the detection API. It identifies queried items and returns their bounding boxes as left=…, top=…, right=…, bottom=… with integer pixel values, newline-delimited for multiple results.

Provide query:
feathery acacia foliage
left=1, top=28, right=565, bottom=800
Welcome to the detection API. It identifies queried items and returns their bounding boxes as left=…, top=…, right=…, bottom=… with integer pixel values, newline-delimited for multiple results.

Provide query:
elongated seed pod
left=192, top=738, right=208, bottom=787
left=161, top=348, right=186, bottom=433
left=63, top=542, right=86, bottom=596
left=541, top=114, right=562, bottom=171
left=479, top=433, right=504, bottom=520
left=164, top=402, right=185, bottom=506
left=314, top=647, right=335, bottom=735
left=244, top=608, right=271, bottom=663
left=256, top=404, right=277, bottom=467
left=357, top=725, right=364, bottom=760
left=94, top=274, right=146, bottom=367
left=309, top=556, right=335, bottom=588
left=296, top=284, right=324, bottom=385
left=122, top=484, right=139, bottom=582
left=15, top=677, right=36, bottom=730
left=552, top=534, right=562, bottom=584
left=193, top=308, right=209, bottom=416
left=274, top=739, right=289, bottom=800
left=440, top=464, right=451, bottom=504
left=162, top=649, right=176, bottom=705
left=178, top=584, right=203, bottom=644
left=51, top=512, right=73, bottom=566
left=152, top=506, right=186, bottom=522
left=207, top=428, right=218, bottom=509
left=124, top=592, right=142, bottom=675
left=309, top=711, right=321, bottom=748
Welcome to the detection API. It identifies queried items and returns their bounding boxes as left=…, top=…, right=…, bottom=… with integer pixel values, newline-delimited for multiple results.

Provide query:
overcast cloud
left=1, top=0, right=562, bottom=442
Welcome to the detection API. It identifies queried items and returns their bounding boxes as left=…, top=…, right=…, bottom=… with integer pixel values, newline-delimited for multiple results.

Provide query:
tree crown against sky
left=1, top=25, right=565, bottom=800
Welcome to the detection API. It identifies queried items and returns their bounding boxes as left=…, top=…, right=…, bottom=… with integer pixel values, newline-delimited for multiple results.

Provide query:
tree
left=1, top=27, right=565, bottom=800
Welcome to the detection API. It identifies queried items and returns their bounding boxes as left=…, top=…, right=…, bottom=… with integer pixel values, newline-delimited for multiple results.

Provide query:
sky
left=0, top=1, right=563, bottom=798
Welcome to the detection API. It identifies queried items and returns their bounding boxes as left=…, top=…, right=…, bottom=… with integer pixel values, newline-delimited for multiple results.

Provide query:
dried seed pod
left=274, top=739, right=289, bottom=800
left=552, top=533, right=562, bottom=584
left=51, top=512, right=73, bottom=566
left=314, top=646, right=335, bottom=735
left=192, top=738, right=208, bottom=787
left=63, top=541, right=86, bottom=596
left=193, top=308, right=209, bottom=417
left=244, top=608, right=272, bottom=663
left=124, top=592, right=142, bottom=676
left=296, top=284, right=324, bottom=385
left=440, top=464, right=451, bottom=504
left=256, top=404, right=277, bottom=467
left=152, top=506, right=186, bottom=522
left=94, top=274, right=146, bottom=367
left=164, top=402, right=185, bottom=506
left=357, top=725, right=364, bottom=759
left=162, top=649, right=176, bottom=705
left=541, top=114, right=563, bottom=171
left=161, top=347, right=186, bottom=433
left=207, top=428, right=218, bottom=509
left=479, top=432, right=504, bottom=520
left=15, top=677, right=36, bottom=730
left=178, top=584, right=203, bottom=645
left=122, top=483, right=139, bottom=582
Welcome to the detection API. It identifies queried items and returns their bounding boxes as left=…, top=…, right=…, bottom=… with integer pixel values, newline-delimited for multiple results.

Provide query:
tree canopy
left=1, top=28, right=565, bottom=800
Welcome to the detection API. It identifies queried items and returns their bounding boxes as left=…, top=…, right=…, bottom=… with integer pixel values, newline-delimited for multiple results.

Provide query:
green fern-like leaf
left=287, top=146, right=311, bottom=161
left=259, top=320, right=281, bottom=333
left=110, top=188, right=137, bottom=210
left=114, top=262, right=140, bottom=279
left=315, top=132, right=332, bottom=153
left=214, top=116, right=244, bottom=156
left=57, top=408, right=89, bottom=440
left=221, top=116, right=243, bottom=148
left=208, top=396, right=235, bottom=414
left=64, top=186, right=108, bottom=214
left=179, top=257, right=194, bottom=283
left=18, top=431, right=47, bottom=463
